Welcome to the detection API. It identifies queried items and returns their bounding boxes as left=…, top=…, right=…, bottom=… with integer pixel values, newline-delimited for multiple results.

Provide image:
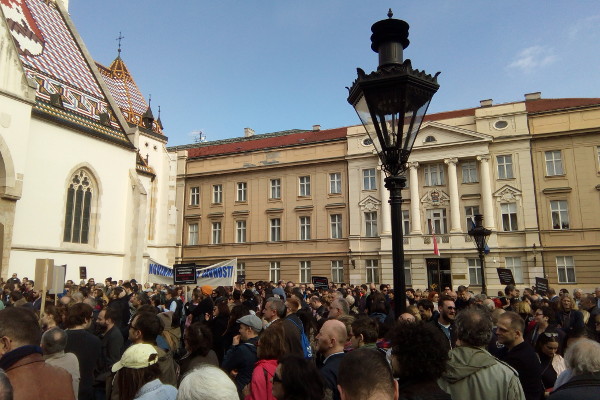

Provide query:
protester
left=338, top=348, right=397, bottom=400
left=94, top=307, right=124, bottom=398
left=41, top=327, right=80, bottom=398
left=549, top=339, right=600, bottom=399
left=556, top=294, right=585, bottom=336
left=430, top=296, right=457, bottom=351
left=178, top=322, right=218, bottom=383
left=177, top=364, right=238, bottom=400
left=535, top=330, right=566, bottom=393
left=271, top=354, right=324, bottom=400
left=316, top=319, right=346, bottom=400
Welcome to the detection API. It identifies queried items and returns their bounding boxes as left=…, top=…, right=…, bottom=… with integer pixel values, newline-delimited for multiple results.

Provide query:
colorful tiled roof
left=525, top=98, right=600, bottom=114
left=1, top=0, right=131, bottom=146
left=187, top=127, right=347, bottom=158
left=135, top=151, right=155, bottom=178
left=97, top=56, right=164, bottom=135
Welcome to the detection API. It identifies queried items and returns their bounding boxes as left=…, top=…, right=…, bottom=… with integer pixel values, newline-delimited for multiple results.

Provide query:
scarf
left=0, top=345, right=43, bottom=370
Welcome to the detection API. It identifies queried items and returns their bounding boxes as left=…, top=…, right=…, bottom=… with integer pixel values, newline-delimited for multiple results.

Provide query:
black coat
left=501, top=341, right=544, bottom=400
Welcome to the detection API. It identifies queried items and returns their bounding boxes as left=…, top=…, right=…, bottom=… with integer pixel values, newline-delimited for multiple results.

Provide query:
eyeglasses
left=272, top=374, right=283, bottom=384
left=543, top=332, right=558, bottom=338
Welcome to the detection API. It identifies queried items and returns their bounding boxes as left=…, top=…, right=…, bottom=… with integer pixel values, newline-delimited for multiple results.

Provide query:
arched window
left=424, top=135, right=437, bottom=143
left=63, top=169, right=94, bottom=244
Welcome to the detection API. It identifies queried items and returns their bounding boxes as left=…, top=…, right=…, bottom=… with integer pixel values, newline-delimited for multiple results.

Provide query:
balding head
left=316, top=319, right=347, bottom=357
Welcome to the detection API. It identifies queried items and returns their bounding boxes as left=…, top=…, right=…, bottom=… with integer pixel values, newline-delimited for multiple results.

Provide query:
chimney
left=244, top=128, right=255, bottom=137
left=480, top=99, right=493, bottom=107
left=525, top=92, right=541, bottom=101
left=312, top=124, right=321, bottom=132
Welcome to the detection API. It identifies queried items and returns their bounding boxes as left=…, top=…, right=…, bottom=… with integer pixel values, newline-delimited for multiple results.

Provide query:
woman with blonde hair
left=556, top=294, right=584, bottom=335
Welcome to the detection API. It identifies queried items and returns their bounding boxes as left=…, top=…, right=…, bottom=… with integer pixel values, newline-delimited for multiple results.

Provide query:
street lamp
left=467, top=214, right=491, bottom=295
left=347, top=10, right=440, bottom=315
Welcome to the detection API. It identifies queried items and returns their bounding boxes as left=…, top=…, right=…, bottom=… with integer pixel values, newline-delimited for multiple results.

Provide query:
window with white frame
left=424, top=164, right=445, bottom=186
left=299, top=261, right=311, bottom=283
left=556, top=256, right=576, bottom=283
left=550, top=200, right=569, bottom=230
left=426, top=208, right=447, bottom=234
left=505, top=257, right=523, bottom=284
left=497, top=155, right=514, bottom=179
left=329, top=172, right=342, bottom=194
left=270, top=179, right=281, bottom=199
left=331, top=260, right=344, bottom=283
left=330, top=214, right=342, bottom=239
left=545, top=150, right=564, bottom=176
left=465, top=206, right=480, bottom=230
left=402, top=210, right=410, bottom=235
left=236, top=262, right=246, bottom=278
left=404, top=259, right=412, bottom=287
left=236, top=182, right=247, bottom=202
left=462, top=161, right=478, bottom=183
left=299, top=176, right=311, bottom=196
left=211, top=221, right=221, bottom=244
left=299, top=216, right=311, bottom=240
left=363, top=168, right=377, bottom=190
left=501, top=203, right=518, bottom=231
left=468, top=258, right=482, bottom=285
left=270, top=218, right=281, bottom=242
left=269, top=261, right=281, bottom=282
left=190, top=186, right=200, bottom=206
left=188, top=223, right=198, bottom=246
left=365, top=211, right=378, bottom=237
left=366, top=259, right=379, bottom=284
left=236, top=220, right=247, bottom=243
left=212, top=184, right=222, bottom=204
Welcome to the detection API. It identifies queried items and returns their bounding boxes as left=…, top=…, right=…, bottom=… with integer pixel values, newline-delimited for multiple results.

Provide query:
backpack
left=289, top=318, right=313, bottom=359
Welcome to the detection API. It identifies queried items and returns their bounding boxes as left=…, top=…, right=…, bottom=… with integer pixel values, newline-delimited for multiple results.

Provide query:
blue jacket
left=222, top=336, right=258, bottom=396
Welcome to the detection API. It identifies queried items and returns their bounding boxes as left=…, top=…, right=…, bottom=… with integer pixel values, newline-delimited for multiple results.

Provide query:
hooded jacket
left=438, top=346, right=525, bottom=400
left=245, top=359, right=277, bottom=400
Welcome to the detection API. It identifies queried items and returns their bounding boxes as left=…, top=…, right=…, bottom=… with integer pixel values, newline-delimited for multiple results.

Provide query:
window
left=299, top=176, right=311, bottom=196
left=550, top=200, right=569, bottom=230
left=270, top=261, right=281, bottom=282
left=501, top=203, right=518, bottom=231
left=270, top=218, right=281, bottom=242
left=365, top=211, right=378, bottom=237
left=300, top=261, right=311, bottom=283
left=545, top=151, right=564, bottom=176
left=404, top=259, right=412, bottom=287
left=424, top=164, right=445, bottom=186
left=597, top=146, right=600, bottom=169
left=402, top=210, right=410, bottom=235
left=426, top=208, right=447, bottom=234
left=188, top=223, right=198, bottom=246
left=556, top=256, right=576, bottom=283
left=211, top=221, right=221, bottom=244
left=366, top=259, right=379, bottom=284
left=270, top=179, right=281, bottom=199
left=190, top=186, right=200, bottom=206
left=212, top=184, right=222, bottom=204
left=462, top=161, right=478, bottom=183
left=465, top=206, right=480, bottom=230
left=331, top=260, right=344, bottom=283
left=299, top=216, right=311, bottom=240
left=63, top=169, right=94, bottom=244
left=468, top=258, right=482, bottom=285
left=363, top=169, right=377, bottom=190
left=505, top=257, right=523, bottom=284
left=236, top=262, right=246, bottom=278
left=330, top=214, right=342, bottom=239
left=329, top=173, right=342, bottom=194
left=236, top=220, right=247, bottom=243
left=497, top=155, right=514, bottom=179
left=236, top=182, right=247, bottom=202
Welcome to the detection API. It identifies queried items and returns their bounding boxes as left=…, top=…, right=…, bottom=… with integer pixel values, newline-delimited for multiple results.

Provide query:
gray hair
left=177, top=365, right=238, bottom=400
left=0, top=369, right=13, bottom=400
left=332, top=297, right=349, bottom=316
left=564, top=339, right=600, bottom=375
left=482, top=299, right=495, bottom=311
left=41, top=327, right=68, bottom=355
left=455, top=307, right=492, bottom=347
left=266, top=297, right=286, bottom=318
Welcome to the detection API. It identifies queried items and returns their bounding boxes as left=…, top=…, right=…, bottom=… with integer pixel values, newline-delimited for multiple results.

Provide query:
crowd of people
left=1, top=272, right=600, bottom=400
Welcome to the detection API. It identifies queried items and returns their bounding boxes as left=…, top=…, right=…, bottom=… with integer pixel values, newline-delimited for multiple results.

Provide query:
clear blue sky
left=69, top=1, right=600, bottom=146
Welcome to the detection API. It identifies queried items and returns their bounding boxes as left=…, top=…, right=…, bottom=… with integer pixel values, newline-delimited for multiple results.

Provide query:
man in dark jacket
left=549, top=339, right=600, bottom=400
left=222, top=314, right=262, bottom=398
left=94, top=307, right=124, bottom=398
left=428, top=296, right=457, bottom=351
left=316, top=319, right=346, bottom=400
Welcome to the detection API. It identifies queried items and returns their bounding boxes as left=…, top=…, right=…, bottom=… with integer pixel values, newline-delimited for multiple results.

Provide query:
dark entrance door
left=426, top=258, right=452, bottom=291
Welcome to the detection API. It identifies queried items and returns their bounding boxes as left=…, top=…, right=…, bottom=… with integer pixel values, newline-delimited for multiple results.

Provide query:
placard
left=79, top=266, right=87, bottom=280
left=496, top=268, right=515, bottom=285
left=312, top=276, right=329, bottom=291
left=35, top=259, right=54, bottom=288
left=50, top=265, right=66, bottom=295
left=535, top=277, right=549, bottom=296
left=174, top=263, right=197, bottom=285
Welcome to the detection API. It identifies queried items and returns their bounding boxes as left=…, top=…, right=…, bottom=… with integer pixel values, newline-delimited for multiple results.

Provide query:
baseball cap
left=237, top=314, right=263, bottom=333
left=111, top=343, right=158, bottom=372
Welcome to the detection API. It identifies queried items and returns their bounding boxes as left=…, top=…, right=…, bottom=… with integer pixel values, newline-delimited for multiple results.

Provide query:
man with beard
left=429, top=296, right=457, bottom=351
left=94, top=307, right=124, bottom=399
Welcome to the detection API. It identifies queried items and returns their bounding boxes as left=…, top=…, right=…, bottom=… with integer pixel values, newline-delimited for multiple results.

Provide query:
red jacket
left=245, top=359, right=277, bottom=400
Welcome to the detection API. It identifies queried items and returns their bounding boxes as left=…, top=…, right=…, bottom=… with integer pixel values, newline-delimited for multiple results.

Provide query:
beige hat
left=111, top=343, right=158, bottom=372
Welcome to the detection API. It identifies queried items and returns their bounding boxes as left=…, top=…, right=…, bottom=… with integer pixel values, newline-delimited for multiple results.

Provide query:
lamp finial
left=388, top=9, right=393, bottom=19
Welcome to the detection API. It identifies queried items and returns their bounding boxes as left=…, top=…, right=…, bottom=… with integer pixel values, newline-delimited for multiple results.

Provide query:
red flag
left=430, top=220, right=440, bottom=256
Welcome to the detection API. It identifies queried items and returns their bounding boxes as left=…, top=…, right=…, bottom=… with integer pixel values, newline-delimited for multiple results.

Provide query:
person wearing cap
left=112, top=343, right=177, bottom=400
left=222, top=314, right=262, bottom=398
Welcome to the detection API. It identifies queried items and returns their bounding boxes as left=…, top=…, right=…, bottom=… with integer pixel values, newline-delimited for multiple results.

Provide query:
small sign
left=174, top=263, right=197, bottom=285
left=237, top=274, right=246, bottom=285
left=50, top=265, right=67, bottom=295
left=312, top=276, right=329, bottom=291
left=496, top=268, right=515, bottom=285
left=535, top=277, right=549, bottom=296
left=79, top=266, right=87, bottom=280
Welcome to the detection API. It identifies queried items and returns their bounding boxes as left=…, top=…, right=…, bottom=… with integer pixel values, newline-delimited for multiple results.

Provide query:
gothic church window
left=63, top=169, right=95, bottom=244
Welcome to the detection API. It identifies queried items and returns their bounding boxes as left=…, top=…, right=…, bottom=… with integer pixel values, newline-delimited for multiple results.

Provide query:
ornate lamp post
left=467, top=214, right=491, bottom=294
left=347, top=10, right=440, bottom=314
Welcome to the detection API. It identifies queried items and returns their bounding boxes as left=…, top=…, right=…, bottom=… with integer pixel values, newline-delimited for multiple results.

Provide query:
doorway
left=426, top=258, right=452, bottom=291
